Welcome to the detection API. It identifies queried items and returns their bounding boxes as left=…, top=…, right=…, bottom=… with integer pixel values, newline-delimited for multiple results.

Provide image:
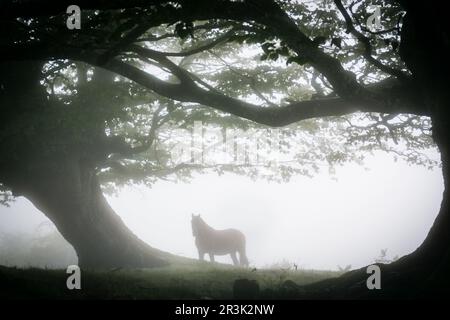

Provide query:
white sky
left=0, top=151, right=443, bottom=271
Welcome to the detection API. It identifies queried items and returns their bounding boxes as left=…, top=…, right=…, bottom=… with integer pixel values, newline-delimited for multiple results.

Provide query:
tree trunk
left=395, top=0, right=450, bottom=276
left=296, top=123, right=450, bottom=298
left=20, top=158, right=169, bottom=269
left=1, top=61, right=170, bottom=269
left=296, top=3, right=450, bottom=298
left=412, top=110, right=450, bottom=295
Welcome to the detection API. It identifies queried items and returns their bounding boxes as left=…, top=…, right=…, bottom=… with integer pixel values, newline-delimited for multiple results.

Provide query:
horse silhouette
left=191, top=214, right=249, bottom=267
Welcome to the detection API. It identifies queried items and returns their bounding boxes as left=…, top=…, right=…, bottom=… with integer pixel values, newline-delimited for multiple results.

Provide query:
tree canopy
left=0, top=0, right=439, bottom=205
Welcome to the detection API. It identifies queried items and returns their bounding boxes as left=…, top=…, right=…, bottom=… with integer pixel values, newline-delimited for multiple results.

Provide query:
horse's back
left=201, top=228, right=245, bottom=255
left=218, top=228, right=245, bottom=242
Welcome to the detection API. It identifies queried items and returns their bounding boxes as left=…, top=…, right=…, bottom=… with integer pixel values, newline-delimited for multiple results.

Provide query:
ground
left=0, top=257, right=341, bottom=299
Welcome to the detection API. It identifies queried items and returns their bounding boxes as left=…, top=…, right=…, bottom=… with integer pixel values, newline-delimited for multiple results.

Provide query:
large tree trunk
left=0, top=61, right=169, bottom=269
left=294, top=2, right=450, bottom=298
left=407, top=111, right=450, bottom=295
left=396, top=2, right=450, bottom=294
left=396, top=0, right=450, bottom=272
left=21, top=158, right=169, bottom=268
left=295, top=118, right=450, bottom=298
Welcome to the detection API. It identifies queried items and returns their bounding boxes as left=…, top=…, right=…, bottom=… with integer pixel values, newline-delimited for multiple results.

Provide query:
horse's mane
left=198, top=217, right=215, bottom=231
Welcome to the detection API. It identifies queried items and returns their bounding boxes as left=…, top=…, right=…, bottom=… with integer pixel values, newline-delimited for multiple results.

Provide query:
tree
left=0, top=0, right=448, bottom=296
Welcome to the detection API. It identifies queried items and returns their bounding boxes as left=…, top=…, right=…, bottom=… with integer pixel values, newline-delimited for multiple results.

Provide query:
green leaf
left=331, top=37, right=342, bottom=49
left=286, top=56, right=308, bottom=65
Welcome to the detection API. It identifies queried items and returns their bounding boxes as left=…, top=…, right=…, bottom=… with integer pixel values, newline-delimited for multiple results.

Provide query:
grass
left=0, top=259, right=341, bottom=299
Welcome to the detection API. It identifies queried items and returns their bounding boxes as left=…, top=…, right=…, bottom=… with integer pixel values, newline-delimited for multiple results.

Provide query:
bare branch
left=333, top=0, right=410, bottom=82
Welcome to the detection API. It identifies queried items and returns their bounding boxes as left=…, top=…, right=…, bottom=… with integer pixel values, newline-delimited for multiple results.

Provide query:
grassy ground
left=0, top=258, right=341, bottom=299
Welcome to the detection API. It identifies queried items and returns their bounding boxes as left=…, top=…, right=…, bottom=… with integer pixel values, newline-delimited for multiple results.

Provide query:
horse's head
left=191, top=214, right=202, bottom=237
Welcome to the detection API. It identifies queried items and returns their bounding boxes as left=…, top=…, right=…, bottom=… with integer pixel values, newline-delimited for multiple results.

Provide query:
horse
left=191, top=214, right=249, bottom=267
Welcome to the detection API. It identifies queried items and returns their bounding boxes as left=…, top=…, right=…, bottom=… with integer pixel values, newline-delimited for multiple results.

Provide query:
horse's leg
left=209, top=253, right=215, bottom=263
left=230, top=252, right=239, bottom=266
left=198, top=251, right=205, bottom=261
left=238, top=248, right=249, bottom=267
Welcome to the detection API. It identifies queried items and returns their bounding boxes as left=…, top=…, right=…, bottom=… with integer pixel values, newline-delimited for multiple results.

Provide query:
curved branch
left=0, top=0, right=425, bottom=127
left=333, top=0, right=410, bottom=82
left=99, top=57, right=423, bottom=127
left=0, top=0, right=398, bottom=105
left=143, top=29, right=236, bottom=57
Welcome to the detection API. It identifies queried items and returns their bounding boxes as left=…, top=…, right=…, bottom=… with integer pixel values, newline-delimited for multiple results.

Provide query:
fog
left=0, top=152, right=442, bottom=271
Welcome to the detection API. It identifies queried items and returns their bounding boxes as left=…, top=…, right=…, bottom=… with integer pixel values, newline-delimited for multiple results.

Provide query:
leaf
left=286, top=56, right=308, bottom=65
left=261, top=42, right=275, bottom=54
left=331, top=37, right=342, bottom=49
left=313, top=36, right=327, bottom=46
left=278, top=46, right=290, bottom=56
left=268, top=52, right=279, bottom=61
left=174, top=21, right=194, bottom=39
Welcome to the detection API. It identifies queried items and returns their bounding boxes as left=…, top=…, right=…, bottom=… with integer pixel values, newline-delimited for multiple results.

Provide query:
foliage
left=0, top=0, right=440, bottom=202
left=0, top=184, right=14, bottom=207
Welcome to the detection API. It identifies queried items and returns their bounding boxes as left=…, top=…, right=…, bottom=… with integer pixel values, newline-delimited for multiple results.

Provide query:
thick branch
left=106, top=104, right=167, bottom=159
left=333, top=0, right=410, bottom=82
left=0, top=0, right=398, bottom=105
left=100, top=58, right=423, bottom=127
left=0, top=0, right=425, bottom=127
left=143, top=29, right=235, bottom=57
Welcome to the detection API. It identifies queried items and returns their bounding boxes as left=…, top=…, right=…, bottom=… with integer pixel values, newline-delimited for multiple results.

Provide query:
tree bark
left=295, top=126, right=450, bottom=298
left=2, top=1, right=450, bottom=290
left=20, top=158, right=169, bottom=269
left=395, top=0, right=450, bottom=274
left=1, top=61, right=169, bottom=268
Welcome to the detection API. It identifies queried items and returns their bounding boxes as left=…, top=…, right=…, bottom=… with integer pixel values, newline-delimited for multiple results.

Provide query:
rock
left=233, top=278, right=260, bottom=299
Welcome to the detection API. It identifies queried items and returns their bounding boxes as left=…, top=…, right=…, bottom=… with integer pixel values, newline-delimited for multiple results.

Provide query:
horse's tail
left=238, top=236, right=249, bottom=267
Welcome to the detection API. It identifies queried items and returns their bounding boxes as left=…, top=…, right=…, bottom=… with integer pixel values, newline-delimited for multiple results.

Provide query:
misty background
left=0, top=151, right=442, bottom=271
